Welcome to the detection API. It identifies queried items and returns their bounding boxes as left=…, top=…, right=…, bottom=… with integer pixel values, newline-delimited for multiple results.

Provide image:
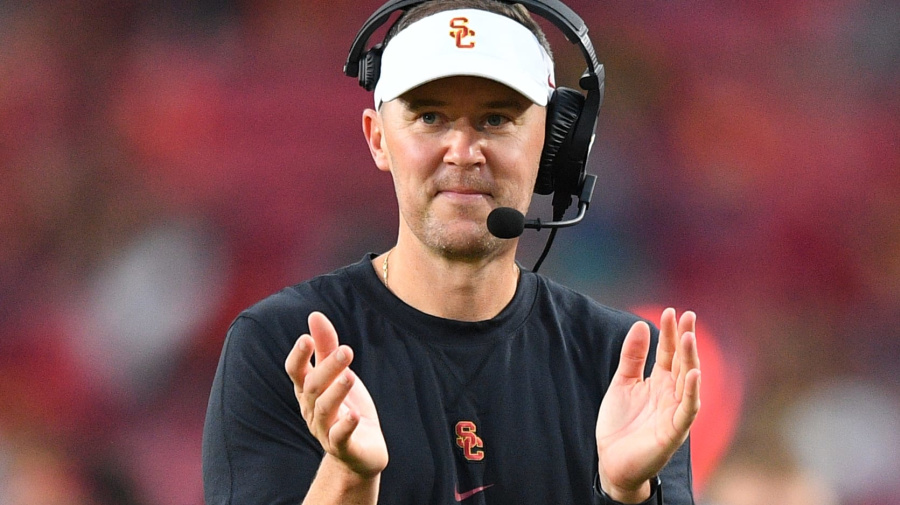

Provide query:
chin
left=425, top=222, right=505, bottom=261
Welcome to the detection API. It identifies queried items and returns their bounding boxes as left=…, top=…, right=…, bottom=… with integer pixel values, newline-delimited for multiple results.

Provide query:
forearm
left=302, top=454, right=381, bottom=505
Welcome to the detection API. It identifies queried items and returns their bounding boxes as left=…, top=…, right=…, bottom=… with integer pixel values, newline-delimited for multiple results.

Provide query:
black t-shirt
left=202, top=255, right=694, bottom=504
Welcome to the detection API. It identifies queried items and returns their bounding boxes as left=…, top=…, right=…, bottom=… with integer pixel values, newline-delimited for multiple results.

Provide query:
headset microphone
left=487, top=207, right=526, bottom=239
left=488, top=174, right=596, bottom=272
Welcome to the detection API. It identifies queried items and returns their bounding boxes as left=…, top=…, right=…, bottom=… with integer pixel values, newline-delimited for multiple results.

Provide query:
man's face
left=365, top=75, right=546, bottom=260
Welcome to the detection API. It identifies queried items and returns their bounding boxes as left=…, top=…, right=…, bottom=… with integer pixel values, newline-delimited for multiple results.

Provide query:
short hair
left=384, top=0, right=553, bottom=59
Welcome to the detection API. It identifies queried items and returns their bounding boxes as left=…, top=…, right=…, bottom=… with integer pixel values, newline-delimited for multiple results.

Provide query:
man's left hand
left=595, top=308, right=701, bottom=503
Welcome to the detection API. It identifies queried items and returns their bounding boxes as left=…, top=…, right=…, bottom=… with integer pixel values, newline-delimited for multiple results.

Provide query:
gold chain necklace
left=382, top=248, right=393, bottom=288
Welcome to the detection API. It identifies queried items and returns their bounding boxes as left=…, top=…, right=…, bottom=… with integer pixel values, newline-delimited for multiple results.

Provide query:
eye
left=485, top=114, right=508, bottom=127
left=421, top=112, right=438, bottom=125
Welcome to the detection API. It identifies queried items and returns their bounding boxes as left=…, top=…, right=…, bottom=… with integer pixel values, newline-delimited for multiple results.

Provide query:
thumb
left=308, top=311, right=340, bottom=365
left=614, top=322, right=651, bottom=383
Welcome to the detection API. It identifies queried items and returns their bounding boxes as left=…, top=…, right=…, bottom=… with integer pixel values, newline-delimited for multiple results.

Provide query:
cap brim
left=377, top=55, right=549, bottom=106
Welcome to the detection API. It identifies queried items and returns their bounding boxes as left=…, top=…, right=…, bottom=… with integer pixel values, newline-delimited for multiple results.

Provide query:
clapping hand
left=595, top=308, right=701, bottom=502
left=285, top=312, right=389, bottom=478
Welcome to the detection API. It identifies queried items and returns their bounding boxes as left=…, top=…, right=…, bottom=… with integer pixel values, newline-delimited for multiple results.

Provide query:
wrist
left=595, top=475, right=662, bottom=505
left=321, top=453, right=383, bottom=485
left=605, top=481, right=650, bottom=504
left=303, top=455, right=382, bottom=504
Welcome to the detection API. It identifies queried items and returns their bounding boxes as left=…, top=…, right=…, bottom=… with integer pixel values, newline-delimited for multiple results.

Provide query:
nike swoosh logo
left=454, top=484, right=494, bottom=501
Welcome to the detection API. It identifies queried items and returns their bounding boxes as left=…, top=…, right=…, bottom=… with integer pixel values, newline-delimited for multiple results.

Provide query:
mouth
left=436, top=188, right=491, bottom=203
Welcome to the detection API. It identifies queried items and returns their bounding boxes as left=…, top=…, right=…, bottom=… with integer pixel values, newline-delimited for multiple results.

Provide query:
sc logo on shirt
left=455, top=421, right=484, bottom=461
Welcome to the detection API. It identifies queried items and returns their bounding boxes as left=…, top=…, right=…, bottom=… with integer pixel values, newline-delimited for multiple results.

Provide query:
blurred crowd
left=1, top=1, right=897, bottom=504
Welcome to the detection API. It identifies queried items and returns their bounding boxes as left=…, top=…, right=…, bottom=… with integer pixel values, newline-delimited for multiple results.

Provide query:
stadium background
left=1, top=1, right=897, bottom=503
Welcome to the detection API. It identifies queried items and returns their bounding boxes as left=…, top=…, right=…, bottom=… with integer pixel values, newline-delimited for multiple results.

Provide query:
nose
left=442, top=121, right=486, bottom=168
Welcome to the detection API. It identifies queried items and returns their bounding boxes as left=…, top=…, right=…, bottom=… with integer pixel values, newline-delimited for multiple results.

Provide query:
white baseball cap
left=374, top=8, right=556, bottom=108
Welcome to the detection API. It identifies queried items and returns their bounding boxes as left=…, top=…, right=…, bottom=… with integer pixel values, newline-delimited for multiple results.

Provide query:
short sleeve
left=202, top=315, right=323, bottom=505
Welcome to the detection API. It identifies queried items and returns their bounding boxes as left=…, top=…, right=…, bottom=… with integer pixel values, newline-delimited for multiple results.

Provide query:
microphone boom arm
left=523, top=174, right=597, bottom=231
left=524, top=173, right=596, bottom=273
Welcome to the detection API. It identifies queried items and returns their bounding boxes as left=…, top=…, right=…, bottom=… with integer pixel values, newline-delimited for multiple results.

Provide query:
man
left=202, top=1, right=701, bottom=504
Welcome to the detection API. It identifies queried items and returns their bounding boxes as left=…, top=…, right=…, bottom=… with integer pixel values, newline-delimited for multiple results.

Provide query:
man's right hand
left=285, top=311, right=389, bottom=479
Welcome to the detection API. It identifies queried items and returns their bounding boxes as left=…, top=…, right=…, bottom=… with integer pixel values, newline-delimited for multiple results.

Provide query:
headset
left=344, top=0, right=605, bottom=270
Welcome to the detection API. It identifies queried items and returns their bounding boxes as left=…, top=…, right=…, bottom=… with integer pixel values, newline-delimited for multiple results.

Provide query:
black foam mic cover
left=487, top=207, right=526, bottom=239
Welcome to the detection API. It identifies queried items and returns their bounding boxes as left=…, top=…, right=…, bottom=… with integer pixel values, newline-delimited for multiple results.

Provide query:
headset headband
left=345, top=0, right=603, bottom=93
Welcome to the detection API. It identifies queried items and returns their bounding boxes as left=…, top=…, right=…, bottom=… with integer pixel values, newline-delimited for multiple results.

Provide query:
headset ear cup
left=536, top=87, right=584, bottom=195
left=359, top=44, right=383, bottom=91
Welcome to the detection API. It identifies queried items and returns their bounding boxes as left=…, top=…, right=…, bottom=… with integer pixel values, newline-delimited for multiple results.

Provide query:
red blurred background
left=1, top=1, right=897, bottom=504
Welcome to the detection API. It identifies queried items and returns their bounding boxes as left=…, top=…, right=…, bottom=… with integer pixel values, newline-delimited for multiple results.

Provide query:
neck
left=375, top=244, right=520, bottom=322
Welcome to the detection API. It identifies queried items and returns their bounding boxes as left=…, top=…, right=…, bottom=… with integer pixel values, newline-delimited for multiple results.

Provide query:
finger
left=677, top=310, right=696, bottom=338
left=300, top=345, right=354, bottom=425
left=672, top=311, right=696, bottom=380
left=655, top=307, right=678, bottom=372
left=675, top=331, right=700, bottom=399
left=309, top=311, right=340, bottom=366
left=312, top=369, right=356, bottom=444
left=673, top=369, right=701, bottom=434
left=285, top=334, right=315, bottom=389
left=615, top=321, right=651, bottom=383
left=329, top=407, right=361, bottom=455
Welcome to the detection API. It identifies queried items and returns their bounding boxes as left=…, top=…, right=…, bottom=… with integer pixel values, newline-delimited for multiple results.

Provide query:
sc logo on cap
left=449, top=17, right=475, bottom=48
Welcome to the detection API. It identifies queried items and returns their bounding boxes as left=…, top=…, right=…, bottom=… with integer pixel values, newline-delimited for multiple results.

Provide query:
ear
left=362, top=108, right=390, bottom=172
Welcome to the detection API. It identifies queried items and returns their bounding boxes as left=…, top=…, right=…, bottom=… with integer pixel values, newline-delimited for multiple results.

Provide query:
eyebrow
left=483, top=99, right=529, bottom=112
left=403, top=98, right=447, bottom=111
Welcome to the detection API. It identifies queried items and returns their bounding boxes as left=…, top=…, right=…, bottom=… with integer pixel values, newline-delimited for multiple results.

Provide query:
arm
left=595, top=308, right=701, bottom=503
left=285, top=311, right=389, bottom=505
